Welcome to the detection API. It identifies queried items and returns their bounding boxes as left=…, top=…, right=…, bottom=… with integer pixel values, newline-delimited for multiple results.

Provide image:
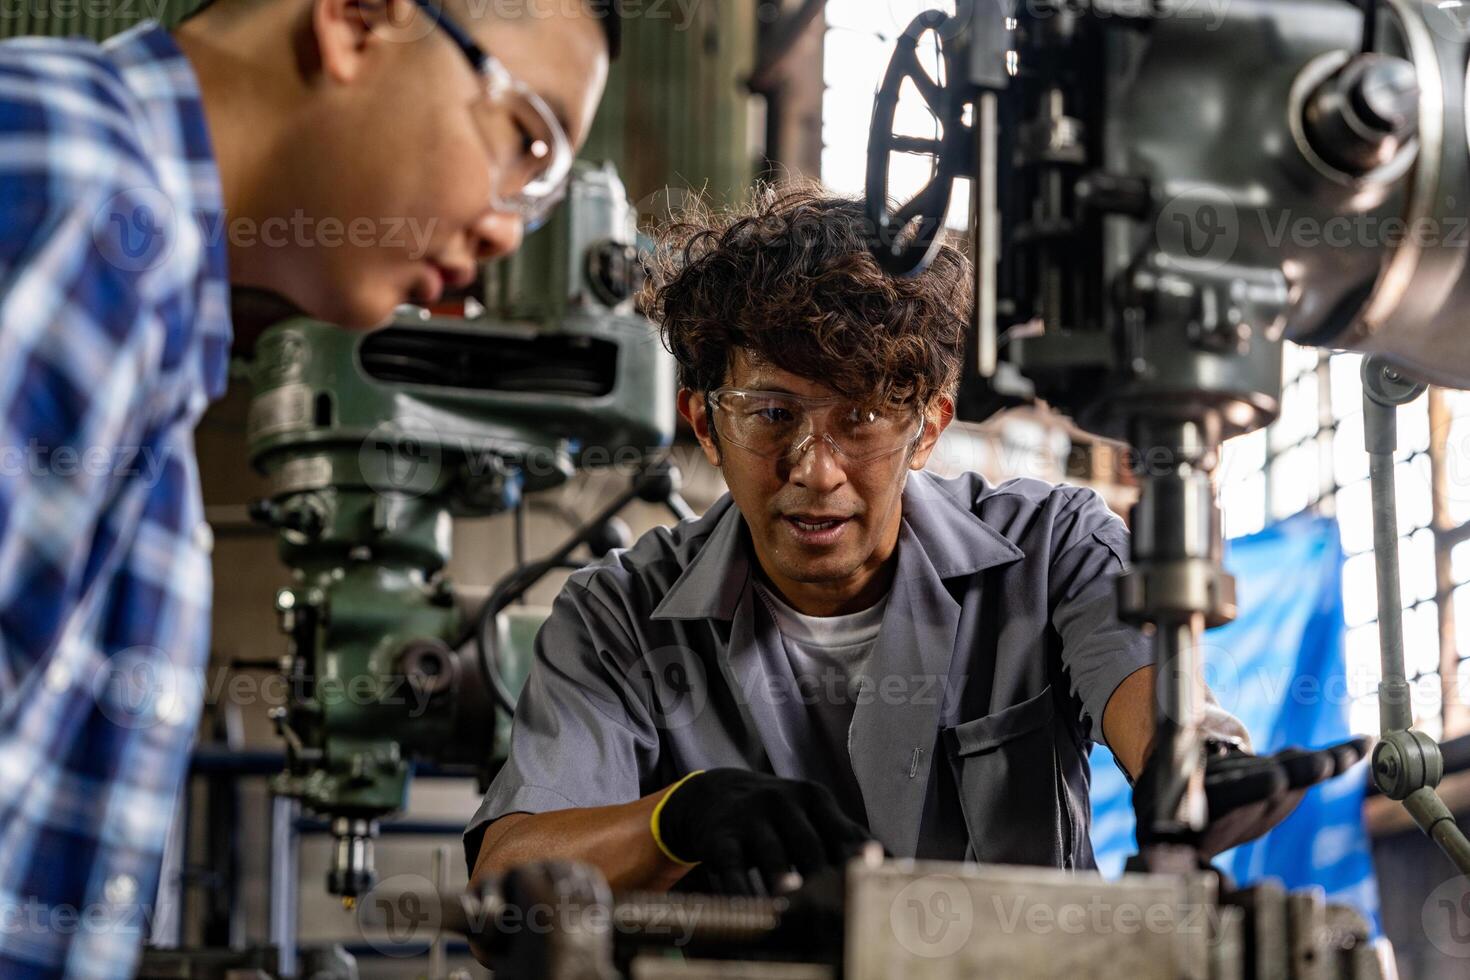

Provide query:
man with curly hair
left=466, top=187, right=1317, bottom=898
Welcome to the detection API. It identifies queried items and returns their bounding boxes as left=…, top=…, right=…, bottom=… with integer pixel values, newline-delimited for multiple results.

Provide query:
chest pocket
left=942, top=684, right=1073, bottom=868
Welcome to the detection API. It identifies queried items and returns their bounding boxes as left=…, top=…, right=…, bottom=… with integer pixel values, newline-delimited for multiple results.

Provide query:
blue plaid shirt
left=0, top=21, right=230, bottom=979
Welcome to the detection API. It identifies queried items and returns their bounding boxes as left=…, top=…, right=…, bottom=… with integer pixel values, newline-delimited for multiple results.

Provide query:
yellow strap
left=650, top=770, right=706, bottom=867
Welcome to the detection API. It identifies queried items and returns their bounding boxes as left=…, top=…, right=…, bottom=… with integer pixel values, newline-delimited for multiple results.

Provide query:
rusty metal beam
left=748, top=0, right=826, bottom=93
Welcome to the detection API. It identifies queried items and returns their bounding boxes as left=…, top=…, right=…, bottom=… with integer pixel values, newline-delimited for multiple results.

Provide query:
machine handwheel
left=865, top=10, right=968, bottom=277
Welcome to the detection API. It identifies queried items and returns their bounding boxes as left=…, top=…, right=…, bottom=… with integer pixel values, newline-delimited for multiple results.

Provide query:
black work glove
left=1136, top=736, right=1371, bottom=858
left=653, top=769, right=874, bottom=895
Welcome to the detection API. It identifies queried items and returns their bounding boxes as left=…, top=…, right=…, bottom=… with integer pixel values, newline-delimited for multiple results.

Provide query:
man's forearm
left=1103, top=665, right=1157, bottom=780
left=470, top=788, right=691, bottom=894
left=1102, top=664, right=1255, bottom=781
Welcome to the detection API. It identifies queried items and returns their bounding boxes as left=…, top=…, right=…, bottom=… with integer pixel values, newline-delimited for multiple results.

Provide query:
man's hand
left=653, top=769, right=874, bottom=894
left=1194, top=736, right=1371, bottom=857
left=1135, top=736, right=1371, bottom=858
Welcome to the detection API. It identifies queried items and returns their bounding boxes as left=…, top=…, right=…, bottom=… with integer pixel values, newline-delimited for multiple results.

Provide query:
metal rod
left=430, top=847, right=449, bottom=979
left=1149, top=614, right=1209, bottom=833
left=1362, top=376, right=1415, bottom=734
left=1404, top=788, right=1470, bottom=874
left=269, top=796, right=300, bottom=979
left=975, top=92, right=999, bottom=378
left=1368, top=445, right=1415, bottom=733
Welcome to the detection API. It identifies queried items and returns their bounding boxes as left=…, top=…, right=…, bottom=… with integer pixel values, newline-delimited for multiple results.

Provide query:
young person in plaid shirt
left=0, top=1, right=615, bottom=974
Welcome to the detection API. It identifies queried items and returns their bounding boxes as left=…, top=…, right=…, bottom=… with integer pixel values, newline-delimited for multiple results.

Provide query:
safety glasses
left=706, top=388, right=925, bottom=463
left=412, top=0, right=573, bottom=230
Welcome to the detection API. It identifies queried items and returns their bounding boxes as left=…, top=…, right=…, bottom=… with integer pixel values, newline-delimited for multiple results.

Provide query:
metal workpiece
left=1229, top=881, right=1291, bottom=980
left=845, top=860, right=1211, bottom=980
left=1280, top=886, right=1380, bottom=980
left=346, top=856, right=1399, bottom=980
left=1287, top=888, right=1329, bottom=980
left=1322, top=902, right=1380, bottom=980
left=1212, top=900, right=1247, bottom=980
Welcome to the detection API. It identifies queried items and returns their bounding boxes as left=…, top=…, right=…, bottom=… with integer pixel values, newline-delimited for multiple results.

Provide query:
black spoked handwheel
left=865, top=10, right=968, bottom=277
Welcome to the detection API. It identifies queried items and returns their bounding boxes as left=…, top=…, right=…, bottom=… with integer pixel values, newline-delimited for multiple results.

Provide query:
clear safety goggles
left=413, top=0, right=573, bottom=230
left=707, top=387, right=924, bottom=463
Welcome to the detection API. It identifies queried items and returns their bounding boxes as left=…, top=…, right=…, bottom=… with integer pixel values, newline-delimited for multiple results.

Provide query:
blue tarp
left=1089, top=511, right=1382, bottom=933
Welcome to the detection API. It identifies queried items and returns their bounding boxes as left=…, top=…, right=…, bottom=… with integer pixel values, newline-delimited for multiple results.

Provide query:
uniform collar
left=650, top=470, right=1024, bottom=622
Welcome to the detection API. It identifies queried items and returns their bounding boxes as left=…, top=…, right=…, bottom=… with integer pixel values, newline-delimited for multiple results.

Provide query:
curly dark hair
left=643, top=183, right=971, bottom=410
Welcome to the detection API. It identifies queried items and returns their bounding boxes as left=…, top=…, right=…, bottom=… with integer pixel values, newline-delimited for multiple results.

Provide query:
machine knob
left=398, top=639, right=458, bottom=699
left=585, top=239, right=643, bottom=307
left=1303, top=53, right=1419, bottom=175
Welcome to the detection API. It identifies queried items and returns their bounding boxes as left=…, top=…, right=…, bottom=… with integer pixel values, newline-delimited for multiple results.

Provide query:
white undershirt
left=753, top=582, right=890, bottom=816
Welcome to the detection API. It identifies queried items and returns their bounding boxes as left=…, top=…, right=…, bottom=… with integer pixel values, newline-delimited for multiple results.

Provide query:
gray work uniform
left=466, top=469, right=1155, bottom=872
